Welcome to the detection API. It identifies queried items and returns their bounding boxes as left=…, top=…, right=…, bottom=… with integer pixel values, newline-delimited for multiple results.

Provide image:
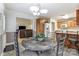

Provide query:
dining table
left=22, top=39, right=53, bottom=56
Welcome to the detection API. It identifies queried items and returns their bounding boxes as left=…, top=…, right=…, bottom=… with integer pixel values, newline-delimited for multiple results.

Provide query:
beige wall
left=16, top=17, right=32, bottom=29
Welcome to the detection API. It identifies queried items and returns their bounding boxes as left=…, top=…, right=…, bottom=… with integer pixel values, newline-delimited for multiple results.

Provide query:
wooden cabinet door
left=19, top=30, right=26, bottom=38
left=36, top=18, right=45, bottom=33
left=57, top=21, right=62, bottom=29
left=67, top=20, right=76, bottom=28
left=36, top=19, right=40, bottom=33
left=76, top=10, right=79, bottom=26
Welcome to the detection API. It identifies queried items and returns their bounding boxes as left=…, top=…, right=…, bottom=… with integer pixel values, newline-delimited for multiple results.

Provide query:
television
left=19, top=26, right=26, bottom=30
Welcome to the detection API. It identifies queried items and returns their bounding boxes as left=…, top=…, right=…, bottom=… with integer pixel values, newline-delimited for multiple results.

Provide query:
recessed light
left=62, top=14, right=69, bottom=19
left=57, top=14, right=69, bottom=19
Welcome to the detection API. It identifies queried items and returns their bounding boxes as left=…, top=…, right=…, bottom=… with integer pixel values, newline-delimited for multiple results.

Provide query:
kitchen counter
left=55, top=29, right=79, bottom=49
left=56, top=28, right=79, bottom=35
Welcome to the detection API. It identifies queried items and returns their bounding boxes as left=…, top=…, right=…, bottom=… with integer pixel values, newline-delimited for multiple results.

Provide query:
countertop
left=55, top=28, right=79, bottom=34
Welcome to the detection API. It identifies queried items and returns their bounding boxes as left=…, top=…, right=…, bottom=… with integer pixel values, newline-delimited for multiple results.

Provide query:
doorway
left=15, top=17, right=33, bottom=55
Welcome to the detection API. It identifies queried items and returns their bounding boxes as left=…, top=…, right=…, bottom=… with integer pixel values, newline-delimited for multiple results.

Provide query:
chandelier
left=30, top=6, right=48, bottom=16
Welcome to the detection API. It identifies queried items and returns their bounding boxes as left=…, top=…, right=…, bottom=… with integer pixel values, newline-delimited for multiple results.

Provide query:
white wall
left=5, top=9, right=35, bottom=32
left=0, top=3, right=5, bottom=56
left=0, top=3, right=4, bottom=14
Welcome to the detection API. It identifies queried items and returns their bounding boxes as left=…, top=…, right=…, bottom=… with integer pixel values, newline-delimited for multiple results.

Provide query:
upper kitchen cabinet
left=76, top=9, right=79, bottom=26
left=36, top=17, right=45, bottom=33
left=36, top=17, right=49, bottom=33
left=57, top=20, right=63, bottom=29
left=57, top=17, right=77, bottom=29
left=67, top=18, right=77, bottom=28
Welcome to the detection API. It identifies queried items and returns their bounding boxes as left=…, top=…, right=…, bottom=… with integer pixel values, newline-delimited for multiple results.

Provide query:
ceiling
left=5, top=3, right=79, bottom=18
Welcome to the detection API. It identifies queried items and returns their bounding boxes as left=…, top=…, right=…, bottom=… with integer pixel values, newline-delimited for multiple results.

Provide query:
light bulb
left=30, top=6, right=39, bottom=12
left=33, top=12, right=40, bottom=16
left=40, top=9, right=48, bottom=14
left=33, top=12, right=38, bottom=15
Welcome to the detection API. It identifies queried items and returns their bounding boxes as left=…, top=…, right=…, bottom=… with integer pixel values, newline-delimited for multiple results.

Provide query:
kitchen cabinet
left=36, top=18, right=46, bottom=33
left=19, top=29, right=33, bottom=38
left=76, top=10, right=79, bottom=26
left=36, top=17, right=50, bottom=33
left=67, top=20, right=77, bottom=28
left=57, top=21, right=62, bottom=29
left=57, top=18, right=76, bottom=29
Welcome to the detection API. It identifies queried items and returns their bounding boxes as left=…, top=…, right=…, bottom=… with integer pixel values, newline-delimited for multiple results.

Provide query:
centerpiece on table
left=35, top=33, right=46, bottom=41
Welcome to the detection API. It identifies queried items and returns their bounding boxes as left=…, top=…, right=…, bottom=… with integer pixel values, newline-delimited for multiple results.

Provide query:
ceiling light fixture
left=62, top=14, right=69, bottom=19
left=30, top=6, right=39, bottom=12
left=30, top=6, right=48, bottom=16
left=33, top=12, right=40, bottom=16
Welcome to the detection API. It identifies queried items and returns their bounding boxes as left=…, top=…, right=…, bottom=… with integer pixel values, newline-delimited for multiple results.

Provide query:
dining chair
left=56, top=33, right=67, bottom=56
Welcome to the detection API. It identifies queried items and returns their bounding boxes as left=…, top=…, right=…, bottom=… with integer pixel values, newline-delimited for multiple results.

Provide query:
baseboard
left=1, top=53, right=3, bottom=56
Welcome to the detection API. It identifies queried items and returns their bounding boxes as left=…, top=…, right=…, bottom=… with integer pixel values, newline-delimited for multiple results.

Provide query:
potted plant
left=35, top=33, right=45, bottom=41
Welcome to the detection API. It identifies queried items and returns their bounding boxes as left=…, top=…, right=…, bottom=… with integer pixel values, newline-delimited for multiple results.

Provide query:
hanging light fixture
left=40, top=9, right=48, bottom=14
left=33, top=12, right=40, bottom=16
left=30, top=6, right=48, bottom=16
left=30, top=6, right=39, bottom=13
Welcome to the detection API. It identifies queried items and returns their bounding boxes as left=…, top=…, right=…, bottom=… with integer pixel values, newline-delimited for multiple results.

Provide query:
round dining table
left=22, top=39, right=53, bottom=55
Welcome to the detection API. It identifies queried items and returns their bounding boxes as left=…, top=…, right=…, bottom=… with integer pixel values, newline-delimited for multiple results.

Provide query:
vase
left=38, top=38, right=43, bottom=41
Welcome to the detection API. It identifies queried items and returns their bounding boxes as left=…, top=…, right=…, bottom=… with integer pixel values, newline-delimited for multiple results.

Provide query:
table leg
left=35, top=51, right=41, bottom=56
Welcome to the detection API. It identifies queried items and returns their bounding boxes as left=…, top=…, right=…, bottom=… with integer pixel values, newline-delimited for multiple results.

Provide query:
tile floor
left=3, top=47, right=78, bottom=56
left=3, top=34, right=79, bottom=56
